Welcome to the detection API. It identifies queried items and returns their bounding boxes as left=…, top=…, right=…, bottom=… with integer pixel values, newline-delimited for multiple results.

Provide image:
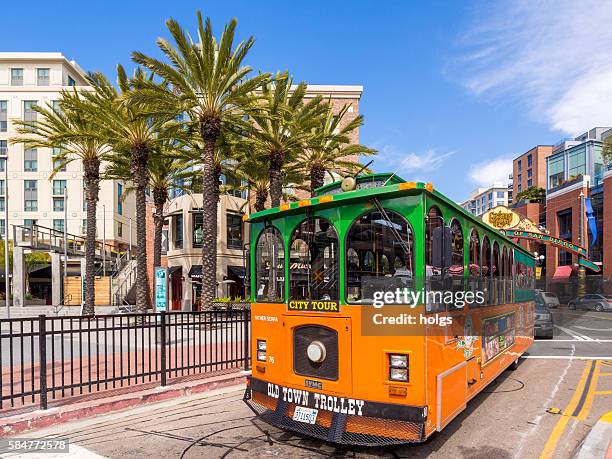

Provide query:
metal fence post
left=38, top=314, right=48, bottom=410
left=160, top=311, right=167, bottom=386
left=243, top=309, right=250, bottom=371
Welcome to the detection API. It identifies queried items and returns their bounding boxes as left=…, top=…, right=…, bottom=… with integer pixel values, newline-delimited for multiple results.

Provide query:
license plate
left=293, top=406, right=318, bottom=424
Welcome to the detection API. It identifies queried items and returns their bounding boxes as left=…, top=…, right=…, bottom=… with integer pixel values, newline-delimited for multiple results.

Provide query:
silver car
left=568, top=294, right=612, bottom=312
left=537, top=291, right=560, bottom=309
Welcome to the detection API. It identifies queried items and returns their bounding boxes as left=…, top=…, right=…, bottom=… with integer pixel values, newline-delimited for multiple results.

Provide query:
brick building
left=512, top=145, right=553, bottom=196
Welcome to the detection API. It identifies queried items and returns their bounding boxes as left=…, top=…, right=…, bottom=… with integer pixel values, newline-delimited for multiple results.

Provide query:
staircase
left=111, top=256, right=137, bottom=306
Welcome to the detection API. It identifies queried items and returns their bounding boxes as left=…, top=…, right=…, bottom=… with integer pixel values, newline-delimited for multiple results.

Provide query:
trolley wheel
left=509, top=358, right=520, bottom=371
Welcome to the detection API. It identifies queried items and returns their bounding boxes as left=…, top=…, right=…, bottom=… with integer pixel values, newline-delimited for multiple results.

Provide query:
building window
left=67, top=76, right=76, bottom=87
left=117, top=183, right=123, bottom=215
left=0, top=180, right=5, bottom=196
left=24, top=219, right=37, bottom=227
left=52, top=100, right=61, bottom=113
left=517, top=160, right=522, bottom=172
left=53, top=219, right=65, bottom=233
left=548, top=153, right=565, bottom=189
left=37, top=68, right=50, bottom=86
left=527, top=179, right=533, bottom=187
left=11, top=68, right=23, bottom=86
left=193, top=212, right=203, bottom=248
left=496, top=191, right=504, bottom=198
left=0, top=101, right=7, bottom=132
left=0, top=197, right=4, bottom=212
left=518, top=174, right=522, bottom=183
left=24, top=180, right=37, bottom=212
left=568, top=146, right=586, bottom=179
left=527, top=168, right=532, bottom=178
left=173, top=215, right=183, bottom=249
left=53, top=179, right=66, bottom=196
left=24, top=148, right=38, bottom=171
left=23, top=101, right=37, bottom=122
left=557, top=208, right=572, bottom=241
left=0, top=140, right=7, bottom=156
left=227, top=213, right=243, bottom=249
left=518, top=184, right=522, bottom=192
left=0, top=220, right=5, bottom=236
left=118, top=222, right=123, bottom=238
left=527, top=154, right=532, bottom=167
left=53, top=197, right=65, bottom=212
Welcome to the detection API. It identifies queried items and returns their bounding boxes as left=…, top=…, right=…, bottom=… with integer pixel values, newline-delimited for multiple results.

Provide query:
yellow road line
left=540, top=360, right=594, bottom=459
left=600, top=372, right=612, bottom=376
left=594, top=390, right=612, bottom=395
left=577, top=360, right=601, bottom=420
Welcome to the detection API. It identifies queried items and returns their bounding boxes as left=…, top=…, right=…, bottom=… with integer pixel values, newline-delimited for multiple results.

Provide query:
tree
left=10, top=92, right=111, bottom=314
left=132, top=10, right=268, bottom=309
left=296, top=102, right=377, bottom=195
left=74, top=67, right=170, bottom=312
left=603, top=136, right=612, bottom=168
left=246, top=72, right=326, bottom=207
left=515, top=186, right=545, bottom=204
left=105, top=138, right=191, bottom=271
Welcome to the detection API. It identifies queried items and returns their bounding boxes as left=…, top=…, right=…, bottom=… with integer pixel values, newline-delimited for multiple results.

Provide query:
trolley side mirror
left=432, top=226, right=452, bottom=269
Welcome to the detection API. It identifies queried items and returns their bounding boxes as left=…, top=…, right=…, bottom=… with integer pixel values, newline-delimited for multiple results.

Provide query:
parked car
left=534, top=296, right=554, bottom=339
left=568, top=294, right=612, bottom=312
left=536, top=291, right=560, bottom=309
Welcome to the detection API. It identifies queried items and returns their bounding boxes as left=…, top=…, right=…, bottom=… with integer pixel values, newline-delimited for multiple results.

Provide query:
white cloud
left=458, top=0, right=612, bottom=135
left=468, top=157, right=512, bottom=187
left=375, top=145, right=456, bottom=177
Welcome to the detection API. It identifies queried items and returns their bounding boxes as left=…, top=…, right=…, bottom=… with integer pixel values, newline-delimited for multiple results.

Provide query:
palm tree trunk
left=254, top=189, right=267, bottom=212
left=83, top=158, right=100, bottom=315
left=310, top=165, right=326, bottom=196
left=199, top=119, right=220, bottom=311
left=269, top=150, right=285, bottom=207
left=131, top=145, right=151, bottom=313
left=152, top=186, right=167, bottom=270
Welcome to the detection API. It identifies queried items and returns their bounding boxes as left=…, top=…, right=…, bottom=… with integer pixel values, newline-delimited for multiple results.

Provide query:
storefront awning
left=553, top=265, right=573, bottom=279
left=188, top=265, right=202, bottom=279
left=228, top=265, right=246, bottom=279
left=168, top=266, right=181, bottom=275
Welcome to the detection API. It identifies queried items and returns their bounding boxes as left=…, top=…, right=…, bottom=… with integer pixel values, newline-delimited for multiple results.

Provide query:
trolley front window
left=346, top=209, right=415, bottom=303
left=255, top=227, right=285, bottom=302
left=289, top=217, right=339, bottom=301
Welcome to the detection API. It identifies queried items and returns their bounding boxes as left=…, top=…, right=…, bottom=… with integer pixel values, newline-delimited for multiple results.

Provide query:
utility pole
left=4, top=158, right=9, bottom=318
left=102, top=204, right=106, bottom=276
left=128, top=217, right=132, bottom=258
left=577, top=191, right=586, bottom=297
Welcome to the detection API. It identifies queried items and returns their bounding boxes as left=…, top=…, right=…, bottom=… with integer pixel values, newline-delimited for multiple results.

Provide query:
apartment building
left=513, top=145, right=553, bottom=195
left=461, top=183, right=513, bottom=217
left=0, top=53, right=135, bottom=249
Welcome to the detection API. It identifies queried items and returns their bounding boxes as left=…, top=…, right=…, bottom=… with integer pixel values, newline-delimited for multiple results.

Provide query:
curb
left=575, top=412, right=612, bottom=459
left=0, top=372, right=246, bottom=438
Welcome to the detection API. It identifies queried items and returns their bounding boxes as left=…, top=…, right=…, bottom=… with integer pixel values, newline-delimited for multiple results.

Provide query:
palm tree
left=10, top=93, right=111, bottom=315
left=297, top=102, right=377, bottom=195
left=131, top=10, right=268, bottom=309
left=246, top=72, right=326, bottom=207
left=75, top=66, right=170, bottom=312
left=105, top=139, right=191, bottom=271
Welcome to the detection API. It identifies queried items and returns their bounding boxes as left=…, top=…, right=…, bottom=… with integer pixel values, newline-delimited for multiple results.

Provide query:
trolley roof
left=245, top=173, right=532, bottom=256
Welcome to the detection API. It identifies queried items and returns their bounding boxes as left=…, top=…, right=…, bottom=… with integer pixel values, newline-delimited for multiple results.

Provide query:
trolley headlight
left=389, top=354, right=409, bottom=382
left=257, top=339, right=267, bottom=362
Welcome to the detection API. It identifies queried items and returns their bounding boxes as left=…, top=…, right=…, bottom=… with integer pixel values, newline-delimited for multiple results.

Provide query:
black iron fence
left=0, top=310, right=250, bottom=411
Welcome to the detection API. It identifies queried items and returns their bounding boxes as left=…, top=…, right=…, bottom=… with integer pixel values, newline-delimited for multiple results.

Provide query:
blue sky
left=5, top=0, right=611, bottom=201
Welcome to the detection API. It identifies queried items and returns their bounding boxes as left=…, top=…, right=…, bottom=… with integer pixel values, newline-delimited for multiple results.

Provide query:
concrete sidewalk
left=0, top=370, right=246, bottom=437
left=575, top=412, right=612, bottom=459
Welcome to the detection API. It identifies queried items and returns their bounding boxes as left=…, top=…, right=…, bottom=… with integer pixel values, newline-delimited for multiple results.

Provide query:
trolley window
left=289, top=217, right=339, bottom=301
left=346, top=209, right=415, bottom=303
left=255, top=227, right=285, bottom=302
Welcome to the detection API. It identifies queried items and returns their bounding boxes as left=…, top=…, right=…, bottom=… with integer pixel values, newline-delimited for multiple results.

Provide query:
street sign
left=155, top=267, right=168, bottom=312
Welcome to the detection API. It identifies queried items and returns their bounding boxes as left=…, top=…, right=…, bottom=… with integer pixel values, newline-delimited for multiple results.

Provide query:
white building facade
left=461, top=183, right=513, bottom=217
left=0, top=52, right=135, bottom=249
